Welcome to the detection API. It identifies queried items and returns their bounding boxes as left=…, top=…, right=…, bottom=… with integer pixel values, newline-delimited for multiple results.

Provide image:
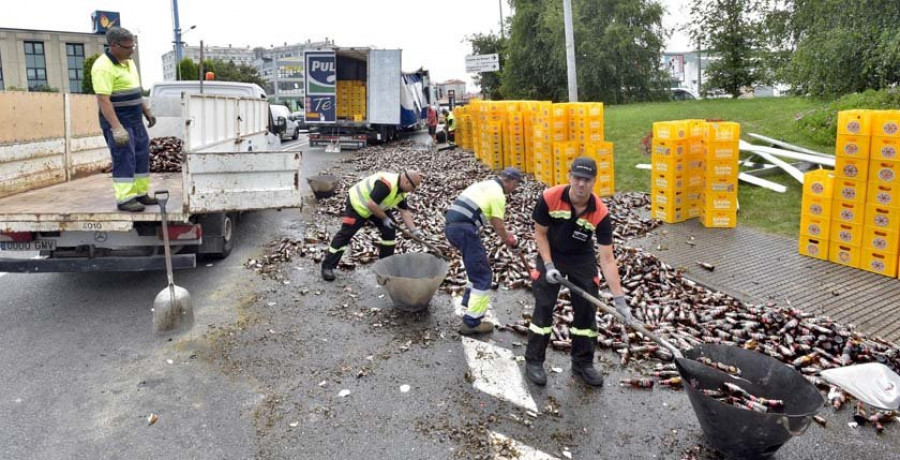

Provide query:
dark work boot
left=321, top=267, right=336, bottom=281
left=572, top=364, right=604, bottom=387
left=117, top=198, right=145, bottom=212
left=525, top=361, right=547, bottom=386
left=136, top=195, right=159, bottom=206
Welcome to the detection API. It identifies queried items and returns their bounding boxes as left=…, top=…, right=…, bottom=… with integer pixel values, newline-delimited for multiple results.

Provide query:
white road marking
left=461, top=337, right=538, bottom=412
left=489, top=431, right=560, bottom=460
left=281, top=140, right=309, bottom=151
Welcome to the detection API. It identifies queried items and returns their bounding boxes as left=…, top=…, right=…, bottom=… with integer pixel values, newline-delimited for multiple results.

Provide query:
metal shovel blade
left=820, top=363, right=900, bottom=410
left=153, top=284, right=195, bottom=335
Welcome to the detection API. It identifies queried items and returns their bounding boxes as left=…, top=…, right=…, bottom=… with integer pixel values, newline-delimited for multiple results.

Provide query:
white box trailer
left=0, top=90, right=302, bottom=272
left=304, top=47, right=430, bottom=149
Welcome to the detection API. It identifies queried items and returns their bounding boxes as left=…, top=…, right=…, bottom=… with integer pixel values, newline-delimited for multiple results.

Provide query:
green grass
left=605, top=97, right=833, bottom=237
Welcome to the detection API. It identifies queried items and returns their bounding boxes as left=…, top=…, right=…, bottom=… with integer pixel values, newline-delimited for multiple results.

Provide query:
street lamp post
left=562, top=0, right=578, bottom=102
left=173, top=24, right=196, bottom=80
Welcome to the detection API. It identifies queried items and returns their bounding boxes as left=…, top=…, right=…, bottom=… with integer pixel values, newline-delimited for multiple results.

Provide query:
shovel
left=152, top=190, right=195, bottom=335
left=394, top=224, right=451, bottom=261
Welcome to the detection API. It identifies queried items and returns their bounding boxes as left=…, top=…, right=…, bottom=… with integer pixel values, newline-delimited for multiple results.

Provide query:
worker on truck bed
left=444, top=167, right=523, bottom=335
left=524, top=157, right=633, bottom=387
left=91, top=27, right=157, bottom=213
left=321, top=170, right=425, bottom=281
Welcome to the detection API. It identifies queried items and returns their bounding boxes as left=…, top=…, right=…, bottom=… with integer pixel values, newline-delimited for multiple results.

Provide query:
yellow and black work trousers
left=525, top=254, right=599, bottom=366
left=100, top=103, right=150, bottom=204
left=322, top=199, right=397, bottom=270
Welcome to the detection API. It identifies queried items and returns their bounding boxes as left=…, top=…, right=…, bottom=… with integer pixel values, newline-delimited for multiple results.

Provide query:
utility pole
left=563, top=0, right=578, bottom=102
left=697, top=36, right=702, bottom=98
left=172, top=0, right=182, bottom=80
left=498, top=0, right=505, bottom=39
left=199, top=40, right=204, bottom=94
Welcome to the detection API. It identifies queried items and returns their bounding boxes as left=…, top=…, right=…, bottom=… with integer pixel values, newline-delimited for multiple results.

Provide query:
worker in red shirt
left=524, top=157, right=633, bottom=387
left=425, top=105, right=438, bottom=144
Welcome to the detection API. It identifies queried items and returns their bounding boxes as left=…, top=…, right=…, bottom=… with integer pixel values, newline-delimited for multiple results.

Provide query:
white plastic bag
left=820, top=363, right=900, bottom=410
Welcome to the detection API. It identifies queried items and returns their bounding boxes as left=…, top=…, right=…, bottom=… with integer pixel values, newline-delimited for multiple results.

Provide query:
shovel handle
left=154, top=190, right=170, bottom=209
left=555, top=277, right=684, bottom=359
left=396, top=225, right=451, bottom=261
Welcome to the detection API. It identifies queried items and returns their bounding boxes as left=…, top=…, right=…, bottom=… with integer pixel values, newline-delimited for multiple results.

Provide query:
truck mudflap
left=0, top=254, right=196, bottom=273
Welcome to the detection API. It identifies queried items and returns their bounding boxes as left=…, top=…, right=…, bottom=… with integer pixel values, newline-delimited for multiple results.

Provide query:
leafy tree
left=688, top=0, right=763, bottom=98
left=466, top=32, right=506, bottom=100
left=766, top=0, right=900, bottom=97
left=81, top=53, right=101, bottom=94
left=500, top=0, right=668, bottom=103
left=208, top=59, right=267, bottom=87
left=177, top=58, right=198, bottom=81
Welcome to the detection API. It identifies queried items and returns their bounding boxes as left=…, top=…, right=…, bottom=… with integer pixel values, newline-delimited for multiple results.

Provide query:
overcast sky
left=4, top=0, right=692, bottom=90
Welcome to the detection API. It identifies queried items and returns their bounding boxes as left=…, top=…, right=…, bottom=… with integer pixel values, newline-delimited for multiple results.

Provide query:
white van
left=270, top=104, right=300, bottom=141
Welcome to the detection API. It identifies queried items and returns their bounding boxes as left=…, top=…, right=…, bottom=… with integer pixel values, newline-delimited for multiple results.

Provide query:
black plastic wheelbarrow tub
left=373, top=253, right=449, bottom=312
left=307, top=174, right=340, bottom=199
left=675, top=344, right=825, bottom=460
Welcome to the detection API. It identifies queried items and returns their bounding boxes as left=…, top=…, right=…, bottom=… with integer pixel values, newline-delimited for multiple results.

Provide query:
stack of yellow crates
left=650, top=119, right=739, bottom=227
left=504, top=103, right=526, bottom=170
left=532, top=102, right=554, bottom=185
left=454, top=105, right=472, bottom=150
left=583, top=141, right=615, bottom=196
left=701, top=121, right=740, bottom=228
left=336, top=80, right=366, bottom=120
left=481, top=120, right=503, bottom=170
left=798, top=109, right=900, bottom=278
left=553, top=141, right=580, bottom=185
left=798, top=169, right=835, bottom=261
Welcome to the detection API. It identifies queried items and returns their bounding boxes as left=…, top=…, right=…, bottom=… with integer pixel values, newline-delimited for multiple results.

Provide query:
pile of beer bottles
left=650, top=119, right=740, bottom=228
left=799, top=109, right=900, bottom=278
left=336, top=80, right=366, bottom=120
left=454, top=101, right=614, bottom=197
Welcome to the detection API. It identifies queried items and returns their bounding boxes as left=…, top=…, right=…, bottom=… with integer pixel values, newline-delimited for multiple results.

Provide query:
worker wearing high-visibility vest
left=91, top=27, right=156, bottom=212
left=444, top=167, right=523, bottom=335
left=524, top=157, right=633, bottom=387
left=321, top=170, right=425, bottom=281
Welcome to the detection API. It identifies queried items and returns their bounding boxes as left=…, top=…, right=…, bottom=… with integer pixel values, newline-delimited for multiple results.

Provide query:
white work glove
left=544, top=262, right=562, bottom=284
left=382, top=217, right=395, bottom=230
left=504, top=234, right=518, bottom=249
left=145, top=112, right=157, bottom=128
left=614, top=296, right=633, bottom=325
left=411, top=229, right=425, bottom=239
left=112, top=126, right=130, bottom=147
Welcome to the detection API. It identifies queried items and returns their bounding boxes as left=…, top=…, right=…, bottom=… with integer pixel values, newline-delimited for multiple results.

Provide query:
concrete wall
left=0, top=28, right=141, bottom=93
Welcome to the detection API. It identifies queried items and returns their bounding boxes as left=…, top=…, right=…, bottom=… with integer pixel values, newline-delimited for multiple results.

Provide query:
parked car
left=271, top=104, right=300, bottom=141
left=670, top=88, right=699, bottom=101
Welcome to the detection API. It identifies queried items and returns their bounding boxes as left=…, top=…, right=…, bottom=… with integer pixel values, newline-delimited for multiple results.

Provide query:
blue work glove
left=382, top=217, right=395, bottom=230
left=614, top=296, right=633, bottom=325
left=544, top=262, right=562, bottom=284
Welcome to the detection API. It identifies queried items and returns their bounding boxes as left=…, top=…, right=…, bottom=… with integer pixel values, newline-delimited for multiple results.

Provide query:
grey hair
left=106, top=27, right=134, bottom=46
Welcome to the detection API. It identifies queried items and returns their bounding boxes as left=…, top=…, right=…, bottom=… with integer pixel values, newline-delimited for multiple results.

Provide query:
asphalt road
left=1, top=133, right=898, bottom=460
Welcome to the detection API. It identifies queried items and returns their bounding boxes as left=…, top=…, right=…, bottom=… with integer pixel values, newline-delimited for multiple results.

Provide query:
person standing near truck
left=426, top=105, right=439, bottom=144
left=91, top=27, right=157, bottom=212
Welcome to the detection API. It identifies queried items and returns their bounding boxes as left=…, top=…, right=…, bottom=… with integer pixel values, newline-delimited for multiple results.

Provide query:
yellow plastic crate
left=653, top=120, right=690, bottom=141
left=705, top=177, right=738, bottom=193
left=871, top=110, right=900, bottom=138
left=707, top=142, right=740, bottom=161
left=653, top=203, right=686, bottom=223
left=835, top=156, right=869, bottom=181
left=687, top=203, right=702, bottom=219
left=803, top=169, right=835, bottom=199
left=652, top=140, right=687, bottom=158
left=835, top=178, right=867, bottom=204
left=594, top=177, right=615, bottom=197
left=688, top=140, right=705, bottom=158
left=864, top=226, right=900, bottom=254
left=861, top=250, right=898, bottom=277
left=652, top=171, right=685, bottom=191
left=832, top=199, right=865, bottom=225
left=865, top=203, right=900, bottom=232
left=868, top=182, right=900, bottom=208
left=829, top=243, right=861, bottom=268
left=869, top=159, right=900, bottom=186
left=870, top=136, right=900, bottom=161
left=835, top=134, right=871, bottom=160
left=837, top=110, right=873, bottom=136
left=705, top=158, right=739, bottom=180
left=652, top=155, right=686, bottom=174
left=798, top=235, right=829, bottom=260
left=830, top=221, right=864, bottom=247
left=801, top=194, right=832, bottom=219
left=686, top=157, right=705, bottom=175
left=703, top=192, right=738, bottom=212
left=652, top=188, right=684, bottom=207
left=700, top=208, right=737, bottom=228
left=799, top=214, right=831, bottom=238
left=706, top=122, right=741, bottom=143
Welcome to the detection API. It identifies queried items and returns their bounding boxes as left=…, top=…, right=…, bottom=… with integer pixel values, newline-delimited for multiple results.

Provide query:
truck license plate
left=0, top=240, right=56, bottom=251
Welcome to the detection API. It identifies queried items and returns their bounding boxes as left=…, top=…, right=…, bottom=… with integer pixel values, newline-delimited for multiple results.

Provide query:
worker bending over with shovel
left=321, top=170, right=424, bottom=281
left=445, top=167, right=523, bottom=335
left=524, top=157, right=632, bottom=387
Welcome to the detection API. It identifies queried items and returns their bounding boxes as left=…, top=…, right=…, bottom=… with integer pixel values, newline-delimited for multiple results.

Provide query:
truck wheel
left=199, top=213, right=234, bottom=259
